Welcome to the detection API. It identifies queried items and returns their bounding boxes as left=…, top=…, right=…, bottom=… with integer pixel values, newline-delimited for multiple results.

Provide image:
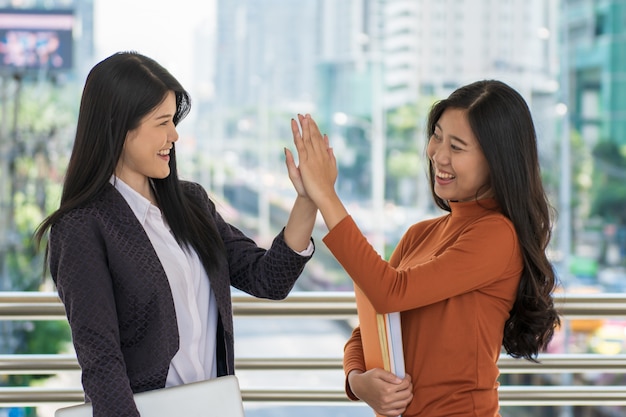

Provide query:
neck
left=115, top=174, right=156, bottom=205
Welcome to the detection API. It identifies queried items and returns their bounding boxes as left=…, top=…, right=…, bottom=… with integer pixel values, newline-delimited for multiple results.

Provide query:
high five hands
left=287, top=114, right=414, bottom=415
left=286, top=114, right=348, bottom=231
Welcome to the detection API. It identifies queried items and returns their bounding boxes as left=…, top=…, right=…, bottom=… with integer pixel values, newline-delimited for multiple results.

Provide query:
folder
left=54, top=375, right=245, bottom=417
left=354, top=285, right=405, bottom=417
left=354, top=285, right=405, bottom=378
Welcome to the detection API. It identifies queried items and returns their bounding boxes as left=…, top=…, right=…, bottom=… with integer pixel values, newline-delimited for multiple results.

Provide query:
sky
left=93, top=0, right=216, bottom=89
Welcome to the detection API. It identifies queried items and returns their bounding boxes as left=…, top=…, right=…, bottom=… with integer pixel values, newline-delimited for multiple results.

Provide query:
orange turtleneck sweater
left=323, top=199, right=523, bottom=417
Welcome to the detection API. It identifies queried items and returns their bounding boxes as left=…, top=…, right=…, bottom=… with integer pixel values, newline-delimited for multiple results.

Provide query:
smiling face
left=427, top=107, right=492, bottom=202
left=115, top=91, right=178, bottom=198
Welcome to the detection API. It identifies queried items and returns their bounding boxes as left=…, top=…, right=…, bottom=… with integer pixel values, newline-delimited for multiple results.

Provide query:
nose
left=169, top=126, right=179, bottom=143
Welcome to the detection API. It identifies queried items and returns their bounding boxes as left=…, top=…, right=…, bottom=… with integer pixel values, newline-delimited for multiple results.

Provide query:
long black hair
left=35, top=51, right=225, bottom=273
left=426, top=80, right=560, bottom=361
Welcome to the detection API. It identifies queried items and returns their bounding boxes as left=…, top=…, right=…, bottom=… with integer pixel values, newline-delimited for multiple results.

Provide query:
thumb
left=373, top=369, right=403, bottom=385
left=382, top=374, right=403, bottom=385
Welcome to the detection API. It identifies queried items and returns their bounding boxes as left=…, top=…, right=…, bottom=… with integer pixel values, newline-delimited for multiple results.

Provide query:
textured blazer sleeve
left=50, top=209, right=139, bottom=417
left=186, top=182, right=314, bottom=299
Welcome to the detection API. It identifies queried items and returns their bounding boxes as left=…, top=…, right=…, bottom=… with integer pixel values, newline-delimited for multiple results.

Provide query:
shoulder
left=463, top=212, right=521, bottom=265
left=55, top=185, right=118, bottom=220
left=51, top=185, right=132, bottom=236
left=180, top=180, right=205, bottom=194
left=403, top=212, right=448, bottom=237
left=404, top=209, right=518, bottom=246
left=181, top=180, right=211, bottom=204
left=472, top=210, right=517, bottom=239
left=179, top=181, right=223, bottom=223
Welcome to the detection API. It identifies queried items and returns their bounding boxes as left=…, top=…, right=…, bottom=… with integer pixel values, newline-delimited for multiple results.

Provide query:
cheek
left=475, top=160, right=491, bottom=185
left=426, top=140, right=435, bottom=160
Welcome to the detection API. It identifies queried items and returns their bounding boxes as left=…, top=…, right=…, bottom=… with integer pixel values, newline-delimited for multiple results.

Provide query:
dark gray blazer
left=49, top=181, right=313, bottom=417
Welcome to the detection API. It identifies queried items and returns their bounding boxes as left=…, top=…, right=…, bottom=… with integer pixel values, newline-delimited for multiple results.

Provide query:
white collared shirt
left=111, top=177, right=217, bottom=386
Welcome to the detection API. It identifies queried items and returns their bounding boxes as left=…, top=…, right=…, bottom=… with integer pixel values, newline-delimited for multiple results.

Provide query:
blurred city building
left=564, top=0, right=626, bottom=147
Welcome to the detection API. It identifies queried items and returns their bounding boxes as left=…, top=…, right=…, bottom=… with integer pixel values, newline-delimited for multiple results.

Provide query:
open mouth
left=436, top=170, right=455, bottom=180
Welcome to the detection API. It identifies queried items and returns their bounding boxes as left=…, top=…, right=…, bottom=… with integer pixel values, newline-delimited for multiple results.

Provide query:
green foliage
left=21, top=321, right=71, bottom=355
left=590, top=140, right=626, bottom=223
left=388, top=104, right=421, bottom=134
left=387, top=149, right=422, bottom=177
left=592, top=140, right=626, bottom=166
left=591, top=185, right=626, bottom=223
left=0, top=76, right=78, bottom=394
left=384, top=99, right=435, bottom=205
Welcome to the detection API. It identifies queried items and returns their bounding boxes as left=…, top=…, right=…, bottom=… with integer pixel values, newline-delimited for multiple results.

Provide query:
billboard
left=0, top=8, right=74, bottom=72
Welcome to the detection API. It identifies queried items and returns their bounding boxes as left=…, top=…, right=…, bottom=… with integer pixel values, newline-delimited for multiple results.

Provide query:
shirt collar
left=110, top=176, right=153, bottom=225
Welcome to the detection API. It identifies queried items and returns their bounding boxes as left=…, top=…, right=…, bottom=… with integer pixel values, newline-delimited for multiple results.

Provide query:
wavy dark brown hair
left=426, top=80, right=561, bottom=361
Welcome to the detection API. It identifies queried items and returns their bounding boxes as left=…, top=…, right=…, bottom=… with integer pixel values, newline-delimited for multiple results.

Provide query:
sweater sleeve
left=50, top=213, right=139, bottom=417
left=343, top=326, right=366, bottom=401
left=323, top=215, right=521, bottom=314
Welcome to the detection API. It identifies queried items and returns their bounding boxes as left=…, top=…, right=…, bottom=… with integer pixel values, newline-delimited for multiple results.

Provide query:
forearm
left=283, top=195, right=317, bottom=252
left=314, top=191, right=349, bottom=232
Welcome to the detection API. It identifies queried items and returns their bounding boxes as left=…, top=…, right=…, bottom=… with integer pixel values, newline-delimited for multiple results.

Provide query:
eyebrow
left=434, top=122, right=469, bottom=146
left=154, top=113, right=174, bottom=122
left=450, top=135, right=469, bottom=146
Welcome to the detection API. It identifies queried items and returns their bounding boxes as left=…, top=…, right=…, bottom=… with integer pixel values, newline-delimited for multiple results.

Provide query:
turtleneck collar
left=448, top=198, right=501, bottom=218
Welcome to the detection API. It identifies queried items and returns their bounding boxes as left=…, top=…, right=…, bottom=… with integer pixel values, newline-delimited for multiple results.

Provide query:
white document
left=55, top=375, right=245, bottom=417
left=385, top=311, right=405, bottom=378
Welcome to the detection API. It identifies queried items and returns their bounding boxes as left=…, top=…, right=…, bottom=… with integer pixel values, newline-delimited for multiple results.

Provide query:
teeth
left=437, top=171, right=455, bottom=179
left=158, top=149, right=170, bottom=156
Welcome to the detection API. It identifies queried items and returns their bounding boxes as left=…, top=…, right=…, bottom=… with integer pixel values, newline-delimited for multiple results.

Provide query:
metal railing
left=1, top=291, right=626, bottom=408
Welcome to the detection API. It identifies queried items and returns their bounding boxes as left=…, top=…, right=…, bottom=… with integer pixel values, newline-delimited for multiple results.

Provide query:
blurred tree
left=590, top=141, right=626, bottom=223
left=385, top=97, right=434, bottom=207
left=0, top=74, right=77, bottom=402
left=590, top=140, right=626, bottom=265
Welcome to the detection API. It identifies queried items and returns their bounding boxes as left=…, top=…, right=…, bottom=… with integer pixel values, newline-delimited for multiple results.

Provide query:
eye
left=451, top=143, right=462, bottom=151
left=431, top=132, right=442, bottom=141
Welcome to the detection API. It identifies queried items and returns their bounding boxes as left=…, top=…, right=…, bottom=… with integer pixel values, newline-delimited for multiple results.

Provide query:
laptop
left=55, top=375, right=245, bottom=417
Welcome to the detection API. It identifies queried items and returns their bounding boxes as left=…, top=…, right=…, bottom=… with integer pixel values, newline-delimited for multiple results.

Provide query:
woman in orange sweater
left=287, top=80, right=560, bottom=416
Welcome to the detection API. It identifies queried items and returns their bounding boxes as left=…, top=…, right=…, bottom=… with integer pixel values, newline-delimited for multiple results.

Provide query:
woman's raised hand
left=289, top=114, right=337, bottom=204
left=287, top=114, right=348, bottom=231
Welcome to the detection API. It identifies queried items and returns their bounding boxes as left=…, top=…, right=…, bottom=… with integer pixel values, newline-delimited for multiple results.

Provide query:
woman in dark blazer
left=35, top=51, right=319, bottom=417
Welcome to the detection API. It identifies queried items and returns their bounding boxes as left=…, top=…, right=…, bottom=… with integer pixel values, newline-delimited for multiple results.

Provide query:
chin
left=153, top=172, right=170, bottom=180
left=433, top=189, right=453, bottom=201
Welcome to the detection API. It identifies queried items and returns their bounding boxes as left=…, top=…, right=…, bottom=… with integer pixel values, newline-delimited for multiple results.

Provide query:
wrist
left=316, top=194, right=348, bottom=230
left=348, top=370, right=364, bottom=386
left=347, top=370, right=364, bottom=399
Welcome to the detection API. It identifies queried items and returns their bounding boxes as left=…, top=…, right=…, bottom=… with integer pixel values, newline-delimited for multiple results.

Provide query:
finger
left=324, top=134, right=336, bottom=160
left=291, top=118, right=302, bottom=142
left=382, top=394, right=413, bottom=413
left=376, top=402, right=407, bottom=417
left=301, top=114, right=313, bottom=148
left=291, top=118, right=307, bottom=159
left=285, top=148, right=303, bottom=180
left=284, top=147, right=295, bottom=168
left=305, top=114, right=325, bottom=152
left=377, top=370, right=403, bottom=385
left=300, top=114, right=318, bottom=153
left=382, top=406, right=409, bottom=417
